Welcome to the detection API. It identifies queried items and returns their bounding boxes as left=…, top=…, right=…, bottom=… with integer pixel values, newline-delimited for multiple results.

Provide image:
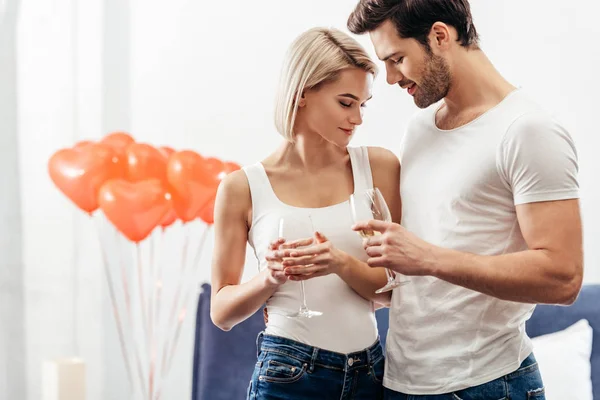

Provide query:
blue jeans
left=247, top=332, right=385, bottom=400
left=384, top=353, right=545, bottom=400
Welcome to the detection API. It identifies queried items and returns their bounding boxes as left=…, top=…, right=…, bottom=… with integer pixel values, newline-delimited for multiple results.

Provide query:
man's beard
left=413, top=53, right=451, bottom=109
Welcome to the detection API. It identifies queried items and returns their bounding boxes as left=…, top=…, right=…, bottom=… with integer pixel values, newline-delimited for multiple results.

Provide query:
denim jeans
left=384, top=353, right=545, bottom=400
left=247, top=332, right=384, bottom=400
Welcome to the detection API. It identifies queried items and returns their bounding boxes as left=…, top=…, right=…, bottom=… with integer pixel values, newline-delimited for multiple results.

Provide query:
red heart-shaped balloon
left=48, top=143, right=124, bottom=213
left=200, top=157, right=226, bottom=187
left=74, top=140, right=94, bottom=149
left=198, top=200, right=215, bottom=225
left=101, top=132, right=135, bottom=157
left=224, top=161, right=242, bottom=173
left=166, top=151, right=214, bottom=222
left=74, top=140, right=129, bottom=175
left=196, top=160, right=241, bottom=225
left=126, top=143, right=168, bottom=183
left=159, top=146, right=175, bottom=159
left=154, top=147, right=177, bottom=228
left=98, top=179, right=170, bottom=242
left=159, top=208, right=178, bottom=229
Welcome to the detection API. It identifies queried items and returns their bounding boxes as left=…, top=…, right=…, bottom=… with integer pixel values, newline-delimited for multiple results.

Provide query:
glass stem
left=385, top=268, right=395, bottom=283
left=299, top=281, right=308, bottom=310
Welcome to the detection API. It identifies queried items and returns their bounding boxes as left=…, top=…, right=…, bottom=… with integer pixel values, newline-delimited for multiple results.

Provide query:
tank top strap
left=348, top=146, right=373, bottom=194
left=242, top=162, right=280, bottom=209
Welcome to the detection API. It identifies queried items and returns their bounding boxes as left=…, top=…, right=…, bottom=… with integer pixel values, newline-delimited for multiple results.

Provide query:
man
left=347, top=0, right=583, bottom=399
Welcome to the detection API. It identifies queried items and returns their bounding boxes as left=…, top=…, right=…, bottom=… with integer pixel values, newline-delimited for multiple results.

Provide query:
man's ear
left=429, top=21, right=452, bottom=50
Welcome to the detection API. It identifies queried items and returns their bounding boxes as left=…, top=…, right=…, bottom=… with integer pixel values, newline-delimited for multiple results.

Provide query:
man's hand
left=352, top=220, right=436, bottom=276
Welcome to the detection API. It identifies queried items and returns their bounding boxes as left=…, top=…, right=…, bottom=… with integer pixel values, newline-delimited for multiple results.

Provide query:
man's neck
left=443, top=49, right=516, bottom=116
left=433, top=49, right=516, bottom=130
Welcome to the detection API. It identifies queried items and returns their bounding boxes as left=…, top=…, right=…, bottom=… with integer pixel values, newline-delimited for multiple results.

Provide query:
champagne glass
left=278, top=215, right=322, bottom=318
left=349, top=187, right=409, bottom=293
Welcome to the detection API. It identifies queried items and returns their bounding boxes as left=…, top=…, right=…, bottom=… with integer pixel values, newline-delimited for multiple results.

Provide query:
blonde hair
left=274, top=27, right=378, bottom=141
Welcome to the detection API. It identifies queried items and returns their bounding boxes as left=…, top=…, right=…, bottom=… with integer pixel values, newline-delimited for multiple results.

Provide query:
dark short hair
left=347, top=0, right=479, bottom=50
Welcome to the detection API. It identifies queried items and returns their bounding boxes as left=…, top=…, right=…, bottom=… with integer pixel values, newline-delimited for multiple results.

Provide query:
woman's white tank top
left=242, top=146, right=378, bottom=354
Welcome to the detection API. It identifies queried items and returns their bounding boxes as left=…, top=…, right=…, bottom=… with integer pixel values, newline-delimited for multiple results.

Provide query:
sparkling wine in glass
left=349, top=187, right=409, bottom=293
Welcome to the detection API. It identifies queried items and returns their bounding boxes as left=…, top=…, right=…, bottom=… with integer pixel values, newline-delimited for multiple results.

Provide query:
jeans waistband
left=256, top=332, right=383, bottom=372
left=519, top=353, right=537, bottom=369
left=519, top=352, right=537, bottom=368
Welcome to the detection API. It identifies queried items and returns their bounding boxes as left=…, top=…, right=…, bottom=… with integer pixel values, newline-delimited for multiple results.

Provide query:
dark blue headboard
left=192, top=284, right=265, bottom=400
left=192, top=284, right=600, bottom=400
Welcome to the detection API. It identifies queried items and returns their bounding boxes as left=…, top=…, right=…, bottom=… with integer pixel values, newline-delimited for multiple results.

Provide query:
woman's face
left=296, top=68, right=373, bottom=147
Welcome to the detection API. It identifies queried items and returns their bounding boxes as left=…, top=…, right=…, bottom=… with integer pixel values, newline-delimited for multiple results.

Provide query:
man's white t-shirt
left=384, top=89, right=579, bottom=394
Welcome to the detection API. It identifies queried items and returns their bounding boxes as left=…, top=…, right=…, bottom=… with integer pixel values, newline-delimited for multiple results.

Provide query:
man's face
left=370, top=19, right=451, bottom=108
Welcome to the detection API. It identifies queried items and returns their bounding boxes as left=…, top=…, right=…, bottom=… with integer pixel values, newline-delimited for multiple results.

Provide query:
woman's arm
left=210, top=171, right=287, bottom=331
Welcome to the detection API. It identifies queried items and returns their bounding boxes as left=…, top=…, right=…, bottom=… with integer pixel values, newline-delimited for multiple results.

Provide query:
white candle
left=42, top=358, right=86, bottom=400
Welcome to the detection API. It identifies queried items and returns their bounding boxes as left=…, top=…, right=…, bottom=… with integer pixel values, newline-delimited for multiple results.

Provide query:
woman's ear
left=296, top=92, right=306, bottom=108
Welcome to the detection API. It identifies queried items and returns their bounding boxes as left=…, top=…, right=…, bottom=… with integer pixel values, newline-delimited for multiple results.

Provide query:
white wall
left=15, top=1, right=600, bottom=399
left=0, top=0, right=26, bottom=398
left=17, top=0, right=106, bottom=398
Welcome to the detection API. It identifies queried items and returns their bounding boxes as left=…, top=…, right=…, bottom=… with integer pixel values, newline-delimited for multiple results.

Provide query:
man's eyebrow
left=381, top=52, right=401, bottom=62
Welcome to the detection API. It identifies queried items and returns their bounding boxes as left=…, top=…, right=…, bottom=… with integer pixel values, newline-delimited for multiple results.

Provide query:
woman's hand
left=280, top=232, right=350, bottom=281
left=263, top=237, right=313, bottom=286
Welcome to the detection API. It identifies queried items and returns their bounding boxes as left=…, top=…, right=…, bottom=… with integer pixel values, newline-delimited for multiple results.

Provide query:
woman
left=210, top=27, right=401, bottom=400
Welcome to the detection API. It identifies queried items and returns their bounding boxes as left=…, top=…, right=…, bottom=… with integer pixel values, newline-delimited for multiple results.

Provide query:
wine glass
left=278, top=215, right=323, bottom=318
left=349, top=187, right=409, bottom=293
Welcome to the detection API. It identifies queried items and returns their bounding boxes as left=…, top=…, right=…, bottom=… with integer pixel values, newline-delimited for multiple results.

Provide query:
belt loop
left=256, top=331, right=264, bottom=358
left=308, top=347, right=318, bottom=373
left=366, top=345, right=372, bottom=366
